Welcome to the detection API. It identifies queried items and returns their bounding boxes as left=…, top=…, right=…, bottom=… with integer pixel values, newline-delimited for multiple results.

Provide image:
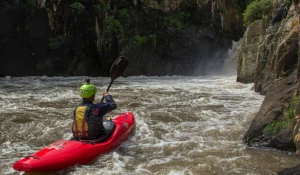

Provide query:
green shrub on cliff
left=117, top=9, right=131, bottom=28
left=48, top=36, right=62, bottom=50
left=163, top=15, right=184, bottom=30
left=263, top=94, right=300, bottom=135
left=71, top=2, right=86, bottom=15
left=115, top=0, right=132, bottom=9
left=263, top=121, right=290, bottom=135
left=181, top=0, right=198, bottom=10
left=285, top=95, right=299, bottom=120
left=243, top=0, right=275, bottom=26
left=133, top=35, right=147, bottom=46
left=94, top=1, right=108, bottom=15
left=149, top=34, right=157, bottom=47
left=27, top=0, right=37, bottom=7
left=178, top=12, right=190, bottom=22
left=11, top=0, right=19, bottom=5
left=103, top=17, right=124, bottom=37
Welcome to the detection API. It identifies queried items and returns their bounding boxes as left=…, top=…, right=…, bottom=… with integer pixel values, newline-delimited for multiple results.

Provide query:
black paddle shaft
left=101, top=56, right=129, bottom=101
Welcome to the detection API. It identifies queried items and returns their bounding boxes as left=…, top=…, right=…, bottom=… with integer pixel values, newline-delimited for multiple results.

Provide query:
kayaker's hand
left=102, top=90, right=108, bottom=97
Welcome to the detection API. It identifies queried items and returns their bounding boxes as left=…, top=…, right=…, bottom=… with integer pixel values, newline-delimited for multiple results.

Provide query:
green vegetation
left=117, top=9, right=131, bottom=28
left=115, top=0, right=132, bottom=9
left=71, top=2, right=86, bottom=15
left=48, top=36, right=62, bottom=50
left=177, top=11, right=190, bottom=23
left=103, top=17, right=123, bottom=36
left=149, top=34, right=157, bottom=47
left=133, top=35, right=147, bottom=46
left=11, top=0, right=19, bottom=5
left=285, top=95, right=299, bottom=119
left=263, top=121, right=290, bottom=135
left=243, top=0, right=275, bottom=26
left=163, top=15, right=184, bottom=30
left=101, top=17, right=124, bottom=54
left=218, top=5, right=227, bottom=13
left=27, top=0, right=37, bottom=6
left=181, top=0, right=198, bottom=10
left=263, top=95, right=300, bottom=135
left=93, top=0, right=108, bottom=15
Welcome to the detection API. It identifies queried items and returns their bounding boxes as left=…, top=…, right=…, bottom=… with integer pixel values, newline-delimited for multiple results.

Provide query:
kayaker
left=72, top=79, right=117, bottom=140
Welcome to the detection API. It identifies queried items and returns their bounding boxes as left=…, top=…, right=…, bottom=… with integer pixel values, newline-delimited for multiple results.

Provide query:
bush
left=243, top=0, right=275, bottom=26
left=71, top=2, right=86, bottom=15
left=115, top=0, right=132, bottom=9
left=149, top=34, right=157, bottom=47
left=27, top=0, right=37, bottom=6
left=117, top=9, right=130, bottom=27
left=103, top=17, right=124, bottom=38
left=93, top=2, right=108, bottom=15
left=177, top=11, right=190, bottom=22
left=263, top=121, right=290, bottom=135
left=285, top=95, right=300, bottom=120
left=48, top=36, right=62, bottom=50
left=163, top=15, right=184, bottom=30
left=11, top=0, right=19, bottom=5
left=133, top=35, right=147, bottom=46
left=263, top=94, right=299, bottom=135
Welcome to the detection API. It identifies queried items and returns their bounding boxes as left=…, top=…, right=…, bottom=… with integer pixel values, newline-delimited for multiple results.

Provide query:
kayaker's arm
left=102, top=90, right=117, bottom=110
left=104, top=95, right=117, bottom=111
left=92, top=90, right=117, bottom=116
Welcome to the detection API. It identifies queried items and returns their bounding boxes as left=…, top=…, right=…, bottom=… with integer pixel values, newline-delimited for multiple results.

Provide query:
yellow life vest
left=72, top=105, right=90, bottom=138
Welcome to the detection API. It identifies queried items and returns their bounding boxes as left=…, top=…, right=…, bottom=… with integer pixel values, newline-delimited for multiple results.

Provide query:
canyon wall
left=0, top=0, right=245, bottom=76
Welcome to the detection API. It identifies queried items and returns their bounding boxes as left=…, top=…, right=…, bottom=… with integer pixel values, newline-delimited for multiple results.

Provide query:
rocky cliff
left=0, top=0, right=245, bottom=76
left=237, top=0, right=300, bottom=152
left=236, top=2, right=300, bottom=173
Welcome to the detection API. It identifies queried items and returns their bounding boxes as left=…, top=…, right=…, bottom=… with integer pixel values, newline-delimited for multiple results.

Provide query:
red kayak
left=13, top=112, right=135, bottom=172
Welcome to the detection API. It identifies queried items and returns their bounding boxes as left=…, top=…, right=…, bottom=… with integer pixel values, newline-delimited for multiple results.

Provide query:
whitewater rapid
left=0, top=76, right=299, bottom=175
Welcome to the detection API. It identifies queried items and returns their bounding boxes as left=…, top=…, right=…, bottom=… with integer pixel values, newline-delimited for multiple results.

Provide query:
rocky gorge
left=2, top=0, right=300, bottom=173
left=237, top=0, right=300, bottom=173
left=0, top=0, right=245, bottom=76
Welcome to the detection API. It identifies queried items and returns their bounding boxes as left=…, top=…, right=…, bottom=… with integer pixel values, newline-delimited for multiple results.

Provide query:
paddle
left=101, top=56, right=129, bottom=102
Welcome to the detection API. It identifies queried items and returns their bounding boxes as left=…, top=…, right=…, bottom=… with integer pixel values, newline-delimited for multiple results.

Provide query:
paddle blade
left=110, top=56, right=129, bottom=81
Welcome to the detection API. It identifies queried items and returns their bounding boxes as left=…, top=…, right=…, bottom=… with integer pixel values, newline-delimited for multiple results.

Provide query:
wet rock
left=238, top=1, right=300, bottom=152
left=236, top=20, right=263, bottom=83
left=243, top=71, right=297, bottom=151
left=36, top=60, right=54, bottom=76
left=271, top=2, right=292, bottom=25
left=278, top=164, right=300, bottom=175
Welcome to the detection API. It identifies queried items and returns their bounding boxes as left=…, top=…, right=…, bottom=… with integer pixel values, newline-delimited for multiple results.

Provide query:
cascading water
left=1, top=75, right=299, bottom=175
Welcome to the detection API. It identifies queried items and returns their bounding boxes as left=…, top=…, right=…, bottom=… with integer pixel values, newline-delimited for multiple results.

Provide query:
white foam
left=4, top=76, right=296, bottom=175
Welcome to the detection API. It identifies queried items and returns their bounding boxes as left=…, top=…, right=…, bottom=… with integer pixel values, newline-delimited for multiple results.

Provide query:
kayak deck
left=13, top=112, right=135, bottom=172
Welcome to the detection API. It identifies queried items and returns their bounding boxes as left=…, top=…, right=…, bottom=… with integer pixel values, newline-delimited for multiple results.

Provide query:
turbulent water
left=1, top=76, right=300, bottom=175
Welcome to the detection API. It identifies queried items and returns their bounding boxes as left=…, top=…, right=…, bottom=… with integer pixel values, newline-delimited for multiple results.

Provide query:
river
left=1, top=76, right=299, bottom=175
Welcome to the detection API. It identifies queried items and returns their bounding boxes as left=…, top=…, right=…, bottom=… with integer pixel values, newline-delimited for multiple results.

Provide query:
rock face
left=0, top=0, right=245, bottom=76
left=243, top=71, right=297, bottom=151
left=237, top=20, right=264, bottom=83
left=278, top=164, right=300, bottom=175
left=0, top=1, right=49, bottom=76
left=139, top=0, right=245, bottom=41
left=139, top=0, right=185, bottom=12
left=237, top=1, right=299, bottom=152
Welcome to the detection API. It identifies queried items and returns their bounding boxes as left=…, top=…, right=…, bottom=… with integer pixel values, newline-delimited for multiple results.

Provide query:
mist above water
left=202, top=41, right=239, bottom=76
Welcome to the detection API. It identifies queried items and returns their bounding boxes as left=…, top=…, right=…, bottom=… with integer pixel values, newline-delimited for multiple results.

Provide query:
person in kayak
left=72, top=79, right=117, bottom=140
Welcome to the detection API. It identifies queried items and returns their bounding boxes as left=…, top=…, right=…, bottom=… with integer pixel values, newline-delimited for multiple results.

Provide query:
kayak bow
left=13, top=112, right=135, bottom=172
